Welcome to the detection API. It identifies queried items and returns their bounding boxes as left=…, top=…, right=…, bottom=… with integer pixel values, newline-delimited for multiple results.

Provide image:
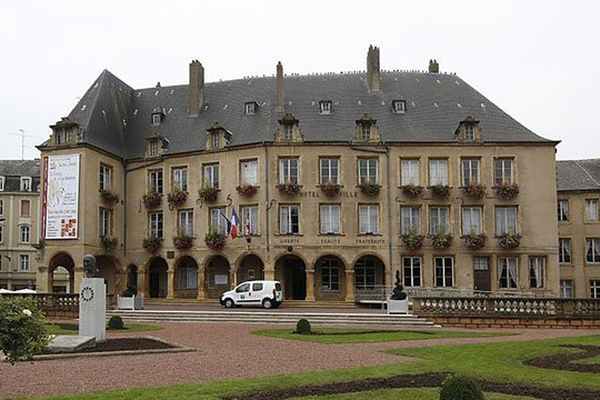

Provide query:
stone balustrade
left=1, top=293, right=79, bottom=319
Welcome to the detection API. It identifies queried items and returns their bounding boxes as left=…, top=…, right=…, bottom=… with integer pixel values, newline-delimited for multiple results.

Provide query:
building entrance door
left=473, top=257, right=491, bottom=292
left=276, top=256, right=306, bottom=300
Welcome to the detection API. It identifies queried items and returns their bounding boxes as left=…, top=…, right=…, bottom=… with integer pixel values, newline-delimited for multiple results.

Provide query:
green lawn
left=252, top=327, right=510, bottom=344
left=41, top=334, right=600, bottom=400
left=289, top=387, right=538, bottom=400
left=45, top=322, right=162, bottom=335
left=573, top=355, right=600, bottom=365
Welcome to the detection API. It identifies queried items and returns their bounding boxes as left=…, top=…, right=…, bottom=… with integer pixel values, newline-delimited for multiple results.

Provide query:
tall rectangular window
left=148, top=169, right=163, bottom=194
left=279, top=158, right=299, bottom=184
left=172, top=167, right=188, bottom=192
left=210, top=207, right=227, bottom=235
left=560, top=280, right=573, bottom=298
left=358, top=158, right=378, bottom=184
left=358, top=204, right=379, bottom=234
left=591, top=280, right=600, bottom=299
left=149, top=212, right=163, bottom=238
left=20, top=200, right=31, bottom=217
left=203, top=163, right=220, bottom=189
left=319, top=100, right=332, bottom=114
left=0, top=224, right=3, bottom=243
left=403, top=257, right=422, bottom=287
left=99, top=208, right=112, bottom=237
left=210, top=133, right=220, bottom=149
left=585, top=199, right=599, bottom=221
left=557, top=200, right=569, bottom=222
left=429, top=206, right=449, bottom=234
left=0, top=199, right=3, bottom=216
left=321, top=258, right=340, bottom=291
left=19, top=225, right=31, bottom=243
left=559, top=238, right=571, bottom=263
left=355, top=258, right=376, bottom=290
left=19, top=255, right=30, bottom=272
left=401, top=207, right=421, bottom=235
left=461, top=159, right=480, bottom=185
left=360, top=125, right=371, bottom=141
left=320, top=204, right=341, bottom=234
left=495, top=207, right=517, bottom=235
left=494, top=158, right=514, bottom=185
left=284, top=125, right=294, bottom=140
left=20, top=177, right=32, bottom=192
left=498, top=257, right=518, bottom=289
left=240, top=205, right=259, bottom=235
left=586, top=238, right=600, bottom=263
left=529, top=257, right=545, bottom=288
left=99, top=164, right=112, bottom=191
left=434, top=257, right=454, bottom=287
left=429, top=159, right=448, bottom=186
left=0, top=176, right=4, bottom=191
left=320, top=158, right=340, bottom=185
left=178, top=209, right=194, bottom=236
left=279, top=205, right=300, bottom=234
left=400, top=159, right=420, bottom=186
left=240, top=159, right=258, bottom=186
left=462, top=207, right=482, bottom=234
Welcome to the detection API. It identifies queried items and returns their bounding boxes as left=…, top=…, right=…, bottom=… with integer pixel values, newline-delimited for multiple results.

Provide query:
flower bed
left=462, top=183, right=486, bottom=199
left=496, top=182, right=520, bottom=200
left=142, top=236, right=162, bottom=253
left=277, top=181, right=302, bottom=195
left=498, top=233, right=522, bottom=249
left=198, top=186, right=218, bottom=203
left=358, top=181, right=381, bottom=196
left=142, top=191, right=162, bottom=209
left=173, top=235, right=194, bottom=250
left=400, top=184, right=424, bottom=198
left=205, top=232, right=227, bottom=251
left=430, top=185, right=451, bottom=199
left=167, top=189, right=188, bottom=207
left=462, top=232, right=487, bottom=250
left=99, top=190, right=119, bottom=206
left=236, top=184, right=258, bottom=197
left=101, top=235, right=118, bottom=251
left=430, top=232, right=453, bottom=249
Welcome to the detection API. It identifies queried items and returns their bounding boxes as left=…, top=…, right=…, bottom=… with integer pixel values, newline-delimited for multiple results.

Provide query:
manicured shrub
left=439, top=375, right=485, bottom=400
left=108, top=315, right=125, bottom=330
left=295, top=318, right=311, bottom=335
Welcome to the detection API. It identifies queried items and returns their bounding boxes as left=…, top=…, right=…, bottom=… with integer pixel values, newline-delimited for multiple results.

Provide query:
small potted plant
left=498, top=233, right=522, bottom=249
left=320, top=180, right=341, bottom=197
left=358, top=181, right=381, bottom=196
left=496, top=182, right=520, bottom=200
left=173, top=235, right=194, bottom=250
left=198, top=186, right=218, bottom=203
left=463, top=232, right=487, bottom=250
left=205, top=232, right=227, bottom=251
left=236, top=183, right=258, bottom=197
left=388, top=270, right=409, bottom=314
left=462, top=183, right=486, bottom=199
left=277, top=180, right=302, bottom=195
left=167, top=188, right=188, bottom=207
left=401, top=184, right=424, bottom=198
left=100, top=235, right=118, bottom=251
left=143, top=190, right=162, bottom=209
left=99, top=189, right=119, bottom=206
left=401, top=229, right=424, bottom=250
left=142, top=236, right=162, bottom=253
left=430, top=184, right=451, bottom=199
left=430, top=231, right=453, bottom=249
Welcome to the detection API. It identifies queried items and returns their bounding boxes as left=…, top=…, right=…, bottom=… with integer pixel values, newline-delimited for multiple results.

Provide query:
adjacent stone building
left=35, top=46, right=561, bottom=303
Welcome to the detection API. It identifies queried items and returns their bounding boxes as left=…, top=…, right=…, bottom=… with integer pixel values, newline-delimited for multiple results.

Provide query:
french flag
left=230, top=208, right=240, bottom=239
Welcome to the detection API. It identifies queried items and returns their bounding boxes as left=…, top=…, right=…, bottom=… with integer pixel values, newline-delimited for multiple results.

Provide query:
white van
left=219, top=280, right=283, bottom=309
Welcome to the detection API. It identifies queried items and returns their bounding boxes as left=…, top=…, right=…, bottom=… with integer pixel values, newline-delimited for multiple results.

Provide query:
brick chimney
left=366, top=45, right=381, bottom=93
left=428, top=59, right=439, bottom=73
left=188, top=60, right=204, bottom=116
left=275, top=61, right=284, bottom=112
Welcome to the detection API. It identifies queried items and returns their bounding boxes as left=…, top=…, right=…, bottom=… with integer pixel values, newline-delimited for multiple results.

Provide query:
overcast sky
left=1, top=0, right=598, bottom=160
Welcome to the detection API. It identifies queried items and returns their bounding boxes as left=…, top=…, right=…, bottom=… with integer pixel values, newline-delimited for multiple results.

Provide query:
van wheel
left=262, top=298, right=274, bottom=309
left=224, top=298, right=235, bottom=308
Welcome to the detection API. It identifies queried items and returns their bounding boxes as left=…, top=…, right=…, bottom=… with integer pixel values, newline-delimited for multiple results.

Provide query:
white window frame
left=461, top=159, right=480, bottom=186
left=0, top=176, right=4, bottom=191
left=585, top=199, right=599, bottom=221
left=392, top=100, right=406, bottom=114
left=319, top=100, right=332, bottom=114
left=241, top=205, right=259, bottom=236
left=20, top=177, right=32, bottom=192
left=358, top=204, right=380, bottom=234
left=559, top=238, right=571, bottom=263
left=401, top=207, right=421, bottom=235
left=403, top=257, right=422, bottom=287
left=401, top=159, right=420, bottom=186
left=462, top=207, right=482, bottom=234
left=19, top=254, right=29, bottom=272
left=279, top=205, right=300, bottom=234
left=178, top=209, right=194, bottom=236
left=586, top=238, right=600, bottom=263
left=19, top=225, right=31, bottom=243
left=557, top=200, right=569, bottom=222
left=429, top=159, right=448, bottom=186
left=99, top=208, right=112, bottom=237
left=240, top=159, right=258, bottom=186
left=434, top=257, right=454, bottom=288
left=210, top=133, right=220, bottom=149
left=177, top=264, right=198, bottom=290
left=172, top=167, right=189, bottom=192
left=279, top=158, right=299, bottom=184
left=494, top=158, right=514, bottom=185
left=429, top=206, right=449, bottom=234
left=320, top=158, right=340, bottom=185
left=284, top=125, right=294, bottom=140
left=465, top=125, right=475, bottom=140
left=320, top=204, right=341, bottom=234
left=99, top=164, right=112, bottom=191
left=591, top=280, right=600, bottom=299
left=148, top=169, right=163, bottom=193
left=320, top=258, right=340, bottom=291
left=354, top=258, right=376, bottom=290
left=148, top=140, right=160, bottom=157
left=560, top=280, right=573, bottom=298
left=244, top=102, right=256, bottom=115
left=151, top=113, right=161, bottom=126
left=203, top=164, right=220, bottom=189
left=149, top=212, right=163, bottom=238
left=529, top=257, right=545, bottom=289
left=210, top=207, right=228, bottom=235
left=498, top=257, right=519, bottom=289
left=360, top=124, right=371, bottom=141
left=358, top=158, right=378, bottom=184
left=495, top=207, right=517, bottom=235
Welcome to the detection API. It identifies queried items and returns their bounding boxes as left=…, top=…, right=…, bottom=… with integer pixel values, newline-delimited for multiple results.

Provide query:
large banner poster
left=43, top=154, right=80, bottom=239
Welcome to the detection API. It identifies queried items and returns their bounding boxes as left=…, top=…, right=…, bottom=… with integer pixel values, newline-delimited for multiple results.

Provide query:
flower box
left=167, top=189, right=188, bottom=207
left=277, top=181, right=302, bottom=195
left=462, top=183, right=486, bottom=199
left=430, top=185, right=451, bottom=199
left=116, top=295, right=144, bottom=310
left=142, top=236, right=162, bottom=253
left=100, top=235, right=118, bottom=251
left=320, top=181, right=341, bottom=197
left=400, top=184, right=424, bottom=198
left=388, top=299, right=409, bottom=314
left=463, top=233, right=487, bottom=250
left=496, top=183, right=520, bottom=200
left=99, top=190, right=119, bottom=206
left=498, top=233, right=522, bottom=250
left=173, top=235, right=194, bottom=250
left=401, top=232, right=424, bottom=250
left=358, top=181, right=381, bottom=196
left=236, top=184, right=258, bottom=197
left=205, top=232, right=227, bottom=251
left=143, top=191, right=162, bottom=209
left=198, top=186, right=218, bottom=203
left=430, top=232, right=453, bottom=249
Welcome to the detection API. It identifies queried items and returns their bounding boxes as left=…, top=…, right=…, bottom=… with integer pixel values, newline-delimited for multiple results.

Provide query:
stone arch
left=174, top=255, right=199, bottom=298
left=353, top=254, right=387, bottom=296
left=96, top=254, right=123, bottom=300
left=314, top=254, right=347, bottom=301
left=48, top=252, right=75, bottom=293
left=236, top=253, right=265, bottom=283
left=204, top=255, right=231, bottom=299
left=275, top=254, right=307, bottom=300
left=147, top=257, right=168, bottom=298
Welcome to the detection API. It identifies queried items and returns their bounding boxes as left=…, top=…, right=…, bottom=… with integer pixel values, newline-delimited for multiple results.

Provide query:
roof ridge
left=574, top=160, right=600, bottom=188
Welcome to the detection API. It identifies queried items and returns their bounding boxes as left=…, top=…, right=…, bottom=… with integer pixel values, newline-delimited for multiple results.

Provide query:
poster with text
left=44, top=154, right=80, bottom=239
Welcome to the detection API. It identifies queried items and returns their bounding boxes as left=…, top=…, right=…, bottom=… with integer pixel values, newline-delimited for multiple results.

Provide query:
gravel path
left=0, top=323, right=597, bottom=399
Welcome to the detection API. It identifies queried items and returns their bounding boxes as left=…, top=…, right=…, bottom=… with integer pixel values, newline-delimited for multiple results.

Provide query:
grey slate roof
left=557, top=159, right=600, bottom=192
left=0, top=159, right=40, bottom=177
left=56, top=68, right=555, bottom=160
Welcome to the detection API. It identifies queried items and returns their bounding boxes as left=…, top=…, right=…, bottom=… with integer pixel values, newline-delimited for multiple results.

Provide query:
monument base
left=79, top=277, right=106, bottom=342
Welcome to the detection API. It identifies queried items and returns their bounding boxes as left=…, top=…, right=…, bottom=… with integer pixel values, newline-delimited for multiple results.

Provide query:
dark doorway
left=473, top=257, right=491, bottom=292
left=276, top=255, right=306, bottom=300
left=148, top=258, right=168, bottom=298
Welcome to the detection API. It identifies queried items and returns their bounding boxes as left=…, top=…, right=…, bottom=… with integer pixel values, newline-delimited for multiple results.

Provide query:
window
left=319, top=100, right=332, bottom=114
left=403, top=257, right=422, bottom=287
left=148, top=140, right=160, bottom=157
left=391, top=100, right=406, bottom=114
left=495, top=207, right=517, bottom=235
left=529, top=257, right=545, bottom=288
left=465, top=125, right=475, bottom=140
left=203, top=164, right=220, bottom=189
left=279, top=158, right=299, bottom=184
left=178, top=209, right=194, bottom=236
left=241, top=205, right=259, bottom=235
left=0, top=199, right=3, bottom=216
left=401, top=207, right=421, bottom=235
left=559, top=238, right=571, bottom=263
left=177, top=264, right=198, bottom=290
left=244, top=102, right=256, bottom=115
left=401, top=159, right=420, bottom=186
left=252, top=282, right=263, bottom=291
left=585, top=199, right=599, bottom=221
left=279, top=205, right=300, bottom=234
left=0, top=224, right=3, bottom=243
left=0, top=176, right=4, bottom=191
left=358, top=158, right=378, bottom=184
left=210, top=207, right=228, bottom=235
left=20, top=200, right=31, bottom=217
left=586, top=238, right=600, bottom=263
left=320, top=204, right=341, bottom=234
left=19, top=225, right=31, bottom=243
left=240, top=159, right=258, bottom=186
left=56, top=128, right=76, bottom=144
left=474, top=257, right=490, bottom=271
left=19, top=255, right=29, bottom=272
left=360, top=125, right=371, bottom=141
left=99, top=164, right=112, bottom=191
left=320, top=158, right=340, bottom=185
left=284, top=125, right=294, bottom=140
left=151, top=113, right=161, bottom=126
left=560, top=280, right=573, bottom=298
left=429, top=159, right=448, bottom=186
left=321, top=258, right=340, bottom=291
left=557, top=200, right=569, bottom=222
left=148, top=169, right=163, bottom=193
left=498, top=257, right=518, bottom=289
left=359, top=204, right=379, bottom=234
left=355, top=258, right=376, bottom=290
left=462, top=207, right=482, bottom=234
left=172, top=167, right=188, bottom=192
left=494, top=158, right=514, bottom=185
left=434, top=257, right=454, bottom=287
left=20, top=177, right=32, bottom=192
left=149, top=212, right=163, bottom=238
left=210, top=133, right=220, bottom=149
left=429, top=206, right=449, bottom=234
left=236, top=283, right=251, bottom=293
left=461, top=159, right=480, bottom=185
left=591, top=280, right=600, bottom=299
left=99, top=208, right=112, bottom=237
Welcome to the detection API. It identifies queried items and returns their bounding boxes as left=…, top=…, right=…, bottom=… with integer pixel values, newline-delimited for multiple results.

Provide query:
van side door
left=235, top=283, right=251, bottom=304
left=250, top=282, right=264, bottom=304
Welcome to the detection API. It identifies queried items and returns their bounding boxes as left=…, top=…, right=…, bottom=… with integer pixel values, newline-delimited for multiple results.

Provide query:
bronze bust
left=83, top=254, right=98, bottom=278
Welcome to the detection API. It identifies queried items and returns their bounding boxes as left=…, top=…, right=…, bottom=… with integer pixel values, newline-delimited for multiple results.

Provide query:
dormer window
left=0, top=176, right=4, bottom=191
left=465, top=125, right=475, bottom=141
left=360, top=125, right=371, bottom=141
left=210, top=133, right=220, bottom=149
left=391, top=100, right=406, bottom=114
left=152, top=114, right=161, bottom=126
left=353, top=114, right=379, bottom=143
left=148, top=141, right=160, bottom=157
left=50, top=117, right=80, bottom=146
left=319, top=101, right=332, bottom=115
left=284, top=125, right=294, bottom=140
left=206, top=122, right=232, bottom=150
left=151, top=107, right=165, bottom=126
left=276, top=113, right=302, bottom=143
left=20, top=177, right=32, bottom=192
left=146, top=133, right=168, bottom=158
left=455, top=116, right=481, bottom=142
left=244, top=102, right=257, bottom=115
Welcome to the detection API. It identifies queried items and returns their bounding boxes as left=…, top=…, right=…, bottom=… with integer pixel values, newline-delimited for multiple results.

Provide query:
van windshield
left=275, top=283, right=282, bottom=291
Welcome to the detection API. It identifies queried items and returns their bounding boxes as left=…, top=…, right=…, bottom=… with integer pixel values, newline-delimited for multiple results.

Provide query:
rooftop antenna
left=11, top=129, right=30, bottom=160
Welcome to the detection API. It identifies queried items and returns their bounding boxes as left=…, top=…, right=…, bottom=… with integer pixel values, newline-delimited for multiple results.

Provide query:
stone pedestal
left=79, top=278, right=106, bottom=342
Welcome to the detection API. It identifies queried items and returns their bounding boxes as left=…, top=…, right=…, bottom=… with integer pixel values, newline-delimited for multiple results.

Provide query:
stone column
left=167, top=267, right=175, bottom=299
left=137, top=269, right=148, bottom=297
left=37, top=266, right=50, bottom=292
left=230, top=270, right=237, bottom=288
left=305, top=269, right=315, bottom=301
left=345, top=269, right=355, bottom=302
left=197, top=266, right=206, bottom=300
left=73, top=267, right=85, bottom=294
left=264, top=267, right=275, bottom=281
